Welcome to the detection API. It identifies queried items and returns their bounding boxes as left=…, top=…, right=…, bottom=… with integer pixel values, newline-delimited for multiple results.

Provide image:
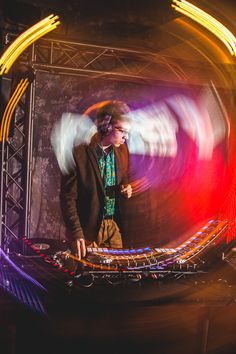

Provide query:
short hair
left=96, top=100, right=131, bottom=135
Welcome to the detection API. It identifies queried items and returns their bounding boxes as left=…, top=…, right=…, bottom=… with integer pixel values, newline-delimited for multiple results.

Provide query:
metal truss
left=0, top=32, right=35, bottom=251
left=0, top=81, right=34, bottom=251
left=18, top=37, right=232, bottom=88
left=0, top=97, right=26, bottom=250
left=18, top=36, right=187, bottom=83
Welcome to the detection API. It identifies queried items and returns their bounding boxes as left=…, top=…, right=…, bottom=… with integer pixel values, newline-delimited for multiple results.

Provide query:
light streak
left=0, top=14, right=60, bottom=75
left=1, top=79, right=29, bottom=141
left=172, top=0, right=236, bottom=56
left=0, top=79, right=29, bottom=142
left=0, top=248, right=46, bottom=291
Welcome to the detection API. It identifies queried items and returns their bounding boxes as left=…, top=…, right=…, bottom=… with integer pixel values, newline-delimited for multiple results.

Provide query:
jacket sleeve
left=121, top=143, right=131, bottom=185
left=60, top=170, right=85, bottom=241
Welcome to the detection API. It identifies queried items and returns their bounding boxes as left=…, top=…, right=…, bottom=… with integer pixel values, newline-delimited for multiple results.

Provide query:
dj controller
left=1, top=218, right=236, bottom=316
left=6, top=218, right=230, bottom=289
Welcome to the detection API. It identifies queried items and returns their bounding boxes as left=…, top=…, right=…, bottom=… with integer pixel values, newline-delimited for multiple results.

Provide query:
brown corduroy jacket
left=60, top=133, right=130, bottom=244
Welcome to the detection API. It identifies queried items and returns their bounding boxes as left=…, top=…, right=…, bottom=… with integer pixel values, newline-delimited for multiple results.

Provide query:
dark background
left=1, top=2, right=236, bottom=354
left=1, top=0, right=235, bottom=247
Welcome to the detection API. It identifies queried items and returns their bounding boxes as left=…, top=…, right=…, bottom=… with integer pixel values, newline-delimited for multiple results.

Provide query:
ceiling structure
left=1, top=0, right=236, bottom=88
left=1, top=0, right=235, bottom=50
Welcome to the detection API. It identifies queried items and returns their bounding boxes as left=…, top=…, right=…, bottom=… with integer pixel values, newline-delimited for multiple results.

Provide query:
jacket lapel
left=87, top=134, right=105, bottom=195
left=86, top=133, right=126, bottom=192
left=114, top=146, right=123, bottom=185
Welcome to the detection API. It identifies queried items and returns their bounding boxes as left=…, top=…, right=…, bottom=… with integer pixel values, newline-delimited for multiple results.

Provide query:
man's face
left=105, top=121, right=130, bottom=147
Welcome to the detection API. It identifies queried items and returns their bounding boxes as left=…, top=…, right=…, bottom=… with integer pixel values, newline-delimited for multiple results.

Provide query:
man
left=60, top=100, right=132, bottom=259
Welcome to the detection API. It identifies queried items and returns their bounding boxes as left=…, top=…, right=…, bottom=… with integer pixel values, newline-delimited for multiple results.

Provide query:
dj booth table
left=1, top=276, right=236, bottom=354
left=1, top=236, right=236, bottom=354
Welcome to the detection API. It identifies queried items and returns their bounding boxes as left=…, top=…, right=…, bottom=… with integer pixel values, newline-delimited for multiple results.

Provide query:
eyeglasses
left=114, top=127, right=129, bottom=137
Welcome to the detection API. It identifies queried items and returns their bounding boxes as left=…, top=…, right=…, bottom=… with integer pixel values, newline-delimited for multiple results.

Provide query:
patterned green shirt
left=96, top=145, right=116, bottom=217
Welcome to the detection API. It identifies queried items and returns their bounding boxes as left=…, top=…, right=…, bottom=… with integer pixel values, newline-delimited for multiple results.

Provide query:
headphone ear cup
left=98, top=114, right=112, bottom=134
left=107, top=123, right=113, bottom=134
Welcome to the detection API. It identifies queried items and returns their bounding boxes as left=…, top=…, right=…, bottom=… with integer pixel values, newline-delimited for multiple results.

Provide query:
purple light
left=0, top=248, right=46, bottom=291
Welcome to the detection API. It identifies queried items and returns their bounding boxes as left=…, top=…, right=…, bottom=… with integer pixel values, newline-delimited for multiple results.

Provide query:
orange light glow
left=172, top=0, right=236, bottom=56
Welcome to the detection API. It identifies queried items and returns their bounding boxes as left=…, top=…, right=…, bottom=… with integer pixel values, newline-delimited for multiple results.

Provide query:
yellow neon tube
left=172, top=6, right=234, bottom=55
left=175, top=1, right=230, bottom=40
left=176, top=0, right=236, bottom=44
left=172, top=0, right=236, bottom=56
left=0, top=79, right=29, bottom=141
left=0, top=15, right=60, bottom=74
left=172, top=1, right=234, bottom=46
left=5, top=81, right=29, bottom=141
left=1, top=21, right=60, bottom=74
left=0, top=18, right=55, bottom=69
left=2, top=22, right=59, bottom=73
left=0, top=15, right=58, bottom=64
left=174, top=4, right=235, bottom=53
left=0, top=79, right=25, bottom=141
left=0, top=80, right=28, bottom=141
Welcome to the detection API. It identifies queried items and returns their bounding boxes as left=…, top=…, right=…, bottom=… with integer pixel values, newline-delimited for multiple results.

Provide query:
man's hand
left=120, top=184, right=132, bottom=198
left=71, top=238, right=86, bottom=259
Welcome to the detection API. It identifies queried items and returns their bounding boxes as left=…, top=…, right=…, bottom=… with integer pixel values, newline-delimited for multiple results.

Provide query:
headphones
left=94, top=100, right=129, bottom=135
left=98, top=114, right=113, bottom=135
